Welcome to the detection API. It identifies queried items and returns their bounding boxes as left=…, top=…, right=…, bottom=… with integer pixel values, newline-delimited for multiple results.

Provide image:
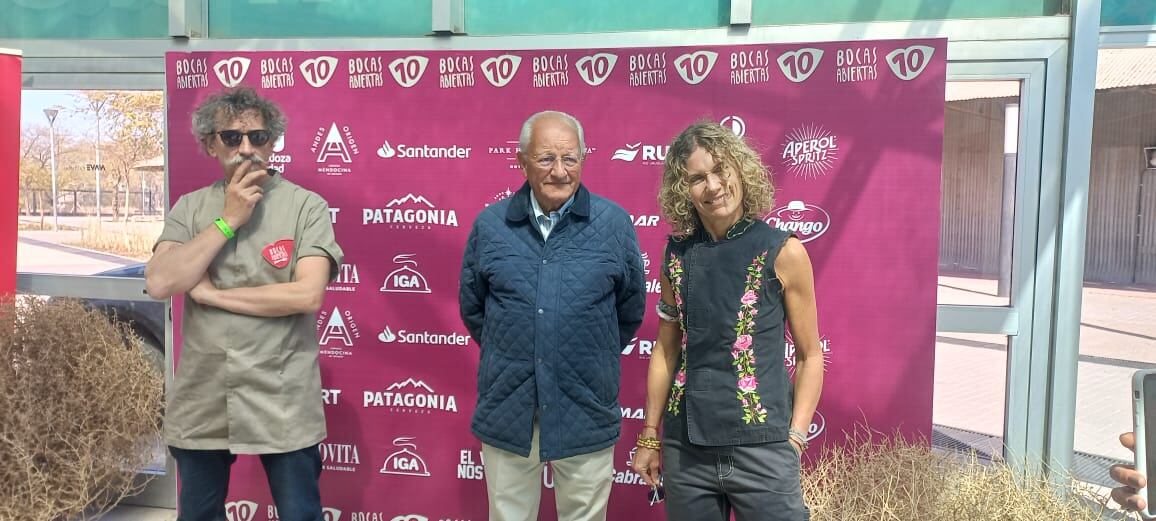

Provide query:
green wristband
left=213, top=218, right=235, bottom=239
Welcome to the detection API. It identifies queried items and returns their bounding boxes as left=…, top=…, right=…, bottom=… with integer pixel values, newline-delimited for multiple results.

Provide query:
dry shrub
left=802, top=427, right=1122, bottom=521
left=65, top=220, right=162, bottom=261
left=0, top=298, right=163, bottom=521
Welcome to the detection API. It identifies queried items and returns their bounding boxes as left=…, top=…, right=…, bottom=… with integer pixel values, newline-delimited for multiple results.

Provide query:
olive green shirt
left=157, top=174, right=342, bottom=454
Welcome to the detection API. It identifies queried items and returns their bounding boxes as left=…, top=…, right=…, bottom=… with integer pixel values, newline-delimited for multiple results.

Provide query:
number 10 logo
left=885, top=45, right=935, bottom=81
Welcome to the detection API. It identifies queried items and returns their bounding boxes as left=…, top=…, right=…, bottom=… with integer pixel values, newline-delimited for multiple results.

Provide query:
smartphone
left=1132, top=369, right=1156, bottom=518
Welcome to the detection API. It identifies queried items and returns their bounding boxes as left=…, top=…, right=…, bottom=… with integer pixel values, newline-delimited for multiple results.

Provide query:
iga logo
left=300, top=56, right=339, bottom=88
left=213, top=57, right=252, bottom=88
left=575, top=53, right=618, bottom=86
left=765, top=200, right=831, bottom=243
left=480, top=55, right=523, bottom=87
left=885, top=45, right=935, bottom=81
left=780, top=124, right=839, bottom=178
left=224, top=500, right=258, bottom=521
left=380, top=254, right=431, bottom=294
left=674, top=50, right=719, bottom=85
left=389, top=56, right=431, bottom=88
left=720, top=115, right=746, bottom=138
left=778, top=48, right=824, bottom=83
left=364, top=378, right=459, bottom=414
left=380, top=436, right=431, bottom=477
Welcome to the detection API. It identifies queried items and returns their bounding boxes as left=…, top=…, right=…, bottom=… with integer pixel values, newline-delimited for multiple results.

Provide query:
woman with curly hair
left=631, top=122, right=823, bottom=520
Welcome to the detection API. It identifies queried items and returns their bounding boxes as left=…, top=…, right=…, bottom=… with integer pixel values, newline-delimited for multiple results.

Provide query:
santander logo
left=764, top=200, right=831, bottom=243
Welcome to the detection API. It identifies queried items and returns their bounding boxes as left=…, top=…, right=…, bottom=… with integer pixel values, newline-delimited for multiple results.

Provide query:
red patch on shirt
left=263, top=239, right=293, bottom=269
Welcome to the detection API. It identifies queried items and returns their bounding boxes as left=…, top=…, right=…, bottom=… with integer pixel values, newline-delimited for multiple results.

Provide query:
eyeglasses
left=215, top=129, right=272, bottom=148
left=533, top=154, right=581, bottom=170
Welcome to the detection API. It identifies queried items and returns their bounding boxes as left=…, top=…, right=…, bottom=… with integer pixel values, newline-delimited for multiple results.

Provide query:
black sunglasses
left=215, top=129, right=271, bottom=148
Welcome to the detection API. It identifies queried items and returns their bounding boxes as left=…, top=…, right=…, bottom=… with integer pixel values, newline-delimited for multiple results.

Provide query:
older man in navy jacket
left=459, top=110, right=646, bottom=521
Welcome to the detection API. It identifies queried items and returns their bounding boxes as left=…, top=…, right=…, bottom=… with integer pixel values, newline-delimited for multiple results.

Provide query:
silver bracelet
left=788, top=428, right=810, bottom=450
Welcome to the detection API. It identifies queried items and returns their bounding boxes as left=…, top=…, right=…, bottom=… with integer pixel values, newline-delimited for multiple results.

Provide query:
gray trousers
left=662, top=431, right=809, bottom=521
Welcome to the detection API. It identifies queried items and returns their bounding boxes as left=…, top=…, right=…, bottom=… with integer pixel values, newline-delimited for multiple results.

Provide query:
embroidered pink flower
left=738, top=375, right=759, bottom=393
left=733, top=334, right=753, bottom=352
left=674, top=371, right=686, bottom=386
left=740, top=290, right=758, bottom=305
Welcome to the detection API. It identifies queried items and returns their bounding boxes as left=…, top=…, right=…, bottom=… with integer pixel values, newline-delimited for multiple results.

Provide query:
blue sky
left=20, top=90, right=99, bottom=138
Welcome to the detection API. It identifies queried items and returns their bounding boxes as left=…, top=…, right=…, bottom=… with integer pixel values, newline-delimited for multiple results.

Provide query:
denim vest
left=663, top=219, right=794, bottom=446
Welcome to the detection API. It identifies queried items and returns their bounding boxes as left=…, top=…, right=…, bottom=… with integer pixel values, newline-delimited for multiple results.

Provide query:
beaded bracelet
left=655, top=301, right=679, bottom=323
left=636, top=433, right=662, bottom=450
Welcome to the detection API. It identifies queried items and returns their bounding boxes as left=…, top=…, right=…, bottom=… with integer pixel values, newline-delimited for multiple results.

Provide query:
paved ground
left=933, top=275, right=1156, bottom=465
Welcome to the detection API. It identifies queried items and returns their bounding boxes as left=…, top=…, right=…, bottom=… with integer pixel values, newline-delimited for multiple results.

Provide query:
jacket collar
left=506, top=182, right=590, bottom=223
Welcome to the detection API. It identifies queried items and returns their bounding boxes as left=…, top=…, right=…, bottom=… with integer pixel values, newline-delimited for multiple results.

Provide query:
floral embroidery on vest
left=665, top=253, right=689, bottom=415
left=733, top=250, right=769, bottom=424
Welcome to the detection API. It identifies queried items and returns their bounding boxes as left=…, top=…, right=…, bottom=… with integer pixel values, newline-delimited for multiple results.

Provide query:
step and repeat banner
left=0, top=49, right=19, bottom=298
left=166, top=37, right=945, bottom=521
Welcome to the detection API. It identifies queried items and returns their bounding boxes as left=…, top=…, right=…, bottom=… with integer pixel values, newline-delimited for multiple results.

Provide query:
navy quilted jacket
left=459, top=182, right=646, bottom=460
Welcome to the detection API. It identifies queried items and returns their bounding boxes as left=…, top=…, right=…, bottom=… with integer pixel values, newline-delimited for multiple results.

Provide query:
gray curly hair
left=191, top=87, right=287, bottom=150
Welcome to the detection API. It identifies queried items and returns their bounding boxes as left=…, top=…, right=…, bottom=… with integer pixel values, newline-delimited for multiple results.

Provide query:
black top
left=663, top=218, right=795, bottom=446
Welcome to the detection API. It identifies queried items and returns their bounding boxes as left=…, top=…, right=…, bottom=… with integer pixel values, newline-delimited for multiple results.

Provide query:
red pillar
left=0, top=50, right=21, bottom=298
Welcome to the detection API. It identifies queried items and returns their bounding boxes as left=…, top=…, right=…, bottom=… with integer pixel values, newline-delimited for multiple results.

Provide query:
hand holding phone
left=1131, top=369, right=1156, bottom=518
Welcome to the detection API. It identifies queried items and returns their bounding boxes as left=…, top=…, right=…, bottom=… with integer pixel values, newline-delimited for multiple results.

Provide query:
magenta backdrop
left=166, top=38, right=945, bottom=521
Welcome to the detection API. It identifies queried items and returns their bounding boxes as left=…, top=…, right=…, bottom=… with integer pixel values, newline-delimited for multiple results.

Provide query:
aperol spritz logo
left=780, top=124, right=839, bottom=178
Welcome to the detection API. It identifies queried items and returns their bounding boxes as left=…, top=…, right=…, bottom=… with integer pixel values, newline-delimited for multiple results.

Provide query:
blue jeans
left=169, top=444, right=323, bottom=521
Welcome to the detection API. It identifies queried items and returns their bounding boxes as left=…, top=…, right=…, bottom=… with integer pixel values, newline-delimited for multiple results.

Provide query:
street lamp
left=93, top=99, right=105, bottom=224
left=43, top=106, right=60, bottom=231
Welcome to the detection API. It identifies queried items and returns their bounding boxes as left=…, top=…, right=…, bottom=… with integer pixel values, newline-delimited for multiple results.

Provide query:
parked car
left=75, top=263, right=165, bottom=374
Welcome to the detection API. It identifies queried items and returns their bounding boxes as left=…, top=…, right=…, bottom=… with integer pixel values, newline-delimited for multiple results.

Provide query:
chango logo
left=480, top=54, right=523, bottom=87
left=213, top=57, right=252, bottom=88
left=764, top=200, right=831, bottom=243
left=299, top=56, right=339, bottom=88
left=674, top=50, right=719, bottom=85
left=777, top=48, right=824, bottom=83
left=808, top=410, right=827, bottom=441
left=575, top=53, right=618, bottom=86
left=885, top=45, right=935, bottom=81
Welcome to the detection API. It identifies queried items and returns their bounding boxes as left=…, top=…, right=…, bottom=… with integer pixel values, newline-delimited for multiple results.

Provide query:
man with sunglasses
left=146, top=87, right=342, bottom=521
left=459, top=111, right=646, bottom=521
